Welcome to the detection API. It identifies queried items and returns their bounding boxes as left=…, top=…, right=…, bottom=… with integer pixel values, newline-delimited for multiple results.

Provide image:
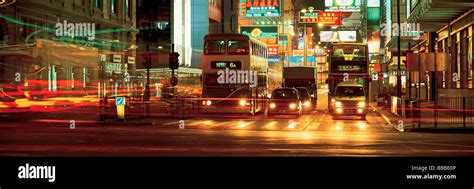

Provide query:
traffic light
left=169, top=52, right=180, bottom=70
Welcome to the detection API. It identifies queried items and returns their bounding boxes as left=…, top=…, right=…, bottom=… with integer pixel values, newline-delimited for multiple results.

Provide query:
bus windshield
left=330, top=46, right=367, bottom=61
left=204, top=40, right=226, bottom=55
left=329, top=45, right=368, bottom=73
left=335, top=86, right=364, bottom=97
left=228, top=40, right=249, bottom=55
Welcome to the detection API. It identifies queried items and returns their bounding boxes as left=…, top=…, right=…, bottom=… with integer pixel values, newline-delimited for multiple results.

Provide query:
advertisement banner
left=240, top=26, right=279, bottom=45
left=320, top=31, right=357, bottom=42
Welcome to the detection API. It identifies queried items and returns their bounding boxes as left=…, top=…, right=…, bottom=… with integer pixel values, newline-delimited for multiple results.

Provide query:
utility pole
left=303, top=23, right=308, bottom=67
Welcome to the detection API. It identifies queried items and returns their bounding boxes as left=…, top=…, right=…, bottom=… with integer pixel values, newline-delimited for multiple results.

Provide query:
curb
left=369, top=104, right=404, bottom=132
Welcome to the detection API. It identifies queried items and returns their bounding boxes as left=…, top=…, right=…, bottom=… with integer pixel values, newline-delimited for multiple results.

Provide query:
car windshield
left=272, top=89, right=298, bottom=99
left=335, top=86, right=364, bottom=97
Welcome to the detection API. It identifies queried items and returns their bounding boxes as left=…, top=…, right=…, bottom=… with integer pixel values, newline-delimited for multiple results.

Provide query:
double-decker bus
left=326, top=43, right=371, bottom=114
left=201, top=33, right=269, bottom=115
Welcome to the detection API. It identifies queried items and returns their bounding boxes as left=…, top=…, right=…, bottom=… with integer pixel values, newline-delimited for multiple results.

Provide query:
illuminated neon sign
left=299, top=12, right=319, bottom=24
left=325, top=0, right=361, bottom=12
left=240, top=26, right=279, bottom=45
left=242, top=0, right=281, bottom=17
left=318, top=12, right=342, bottom=26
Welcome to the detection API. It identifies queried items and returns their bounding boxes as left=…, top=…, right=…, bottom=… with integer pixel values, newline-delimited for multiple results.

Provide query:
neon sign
left=242, top=0, right=281, bottom=17
left=240, top=26, right=279, bottom=45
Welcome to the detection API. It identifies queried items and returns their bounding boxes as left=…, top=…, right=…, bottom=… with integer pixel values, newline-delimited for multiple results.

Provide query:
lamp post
left=396, top=0, right=401, bottom=99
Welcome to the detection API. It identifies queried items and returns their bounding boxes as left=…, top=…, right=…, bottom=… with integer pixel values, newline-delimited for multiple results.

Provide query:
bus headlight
left=289, top=103, right=297, bottom=109
left=336, top=108, right=343, bottom=114
left=335, top=101, right=342, bottom=108
left=357, top=101, right=366, bottom=108
left=303, top=101, right=311, bottom=107
left=206, top=100, right=212, bottom=106
left=239, top=99, right=247, bottom=106
left=270, top=103, right=276, bottom=109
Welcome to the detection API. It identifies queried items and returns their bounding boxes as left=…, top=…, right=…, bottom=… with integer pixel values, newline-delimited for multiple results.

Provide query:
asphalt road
left=1, top=88, right=474, bottom=156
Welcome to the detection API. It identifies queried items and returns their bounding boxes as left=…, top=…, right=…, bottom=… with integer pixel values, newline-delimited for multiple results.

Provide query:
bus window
left=204, top=40, right=226, bottom=55
left=228, top=40, right=249, bottom=55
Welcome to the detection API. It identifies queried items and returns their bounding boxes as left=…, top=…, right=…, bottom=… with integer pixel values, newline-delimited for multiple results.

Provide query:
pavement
left=369, top=101, right=474, bottom=133
left=2, top=89, right=474, bottom=156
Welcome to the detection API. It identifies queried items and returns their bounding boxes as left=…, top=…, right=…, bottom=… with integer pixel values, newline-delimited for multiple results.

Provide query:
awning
left=385, top=35, right=426, bottom=53
left=407, top=0, right=474, bottom=31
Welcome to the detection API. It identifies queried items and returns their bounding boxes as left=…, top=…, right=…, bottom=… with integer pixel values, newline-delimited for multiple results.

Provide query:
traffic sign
left=115, top=97, right=126, bottom=106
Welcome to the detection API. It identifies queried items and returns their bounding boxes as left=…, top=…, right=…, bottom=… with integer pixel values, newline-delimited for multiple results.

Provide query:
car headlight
left=270, top=103, right=276, bottom=109
left=206, top=100, right=212, bottom=106
left=357, top=101, right=366, bottom=108
left=303, top=101, right=311, bottom=107
left=289, top=103, right=297, bottom=109
left=335, top=101, right=342, bottom=108
left=239, top=99, right=247, bottom=106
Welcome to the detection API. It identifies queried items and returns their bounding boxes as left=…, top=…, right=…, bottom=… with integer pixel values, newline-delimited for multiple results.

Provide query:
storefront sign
left=99, top=54, right=106, bottom=62
left=268, top=56, right=280, bottom=63
left=105, top=63, right=122, bottom=73
left=300, top=11, right=319, bottom=23
left=318, top=12, right=342, bottom=26
left=127, top=56, right=135, bottom=64
left=243, top=0, right=281, bottom=17
left=113, top=54, right=122, bottom=63
left=267, top=45, right=279, bottom=56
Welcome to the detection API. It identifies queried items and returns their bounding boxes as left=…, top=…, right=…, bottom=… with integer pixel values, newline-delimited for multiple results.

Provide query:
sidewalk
left=369, top=102, right=405, bottom=132
left=369, top=102, right=474, bottom=133
left=0, top=98, right=176, bottom=125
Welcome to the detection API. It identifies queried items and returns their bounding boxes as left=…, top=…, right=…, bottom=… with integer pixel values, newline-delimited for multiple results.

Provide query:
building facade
left=0, top=0, right=137, bottom=98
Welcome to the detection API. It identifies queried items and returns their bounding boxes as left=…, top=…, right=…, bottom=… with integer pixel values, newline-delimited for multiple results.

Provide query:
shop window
left=468, top=26, right=473, bottom=89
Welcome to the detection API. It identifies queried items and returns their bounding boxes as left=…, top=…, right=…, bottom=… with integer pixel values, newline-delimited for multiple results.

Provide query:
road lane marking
left=303, top=113, right=325, bottom=131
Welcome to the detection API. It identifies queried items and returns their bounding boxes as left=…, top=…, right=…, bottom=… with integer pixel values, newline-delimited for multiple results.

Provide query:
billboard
left=240, top=26, right=279, bottom=45
left=242, top=0, right=281, bottom=17
left=320, top=31, right=357, bottom=42
left=325, top=0, right=361, bottom=12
